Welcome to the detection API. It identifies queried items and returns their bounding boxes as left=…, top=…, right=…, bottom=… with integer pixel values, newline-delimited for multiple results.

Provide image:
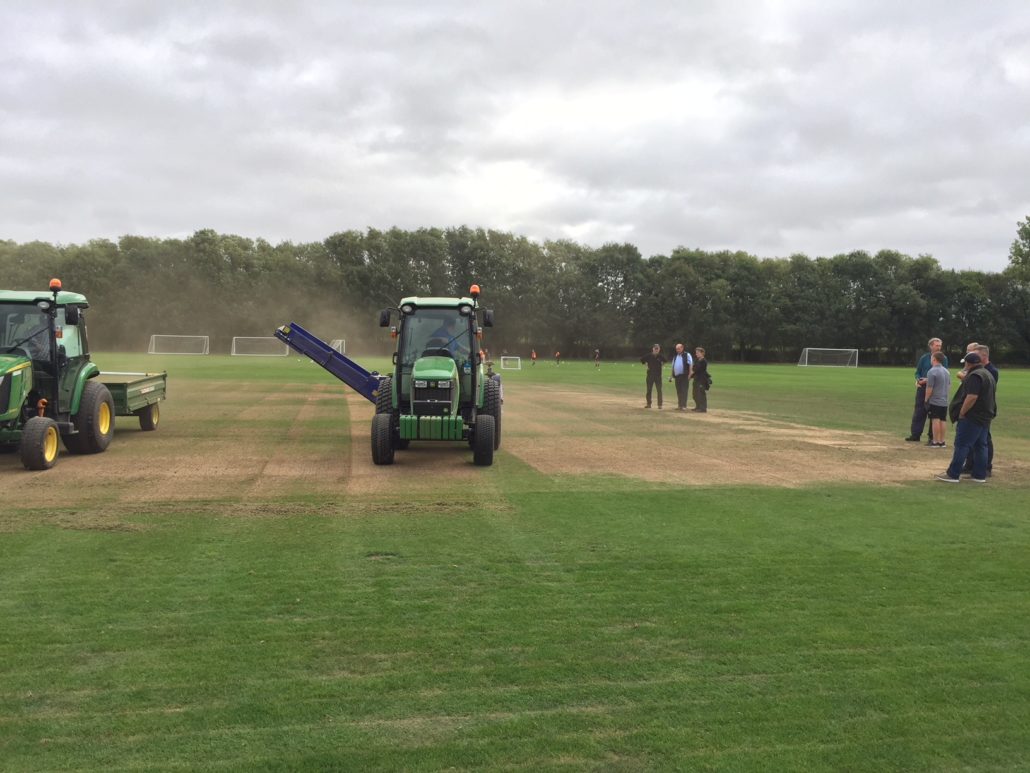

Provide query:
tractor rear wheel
left=21, top=416, right=60, bottom=470
left=484, top=379, right=502, bottom=450
left=64, top=381, right=115, bottom=454
left=137, top=402, right=160, bottom=431
left=473, top=414, right=495, bottom=467
left=371, top=413, right=395, bottom=465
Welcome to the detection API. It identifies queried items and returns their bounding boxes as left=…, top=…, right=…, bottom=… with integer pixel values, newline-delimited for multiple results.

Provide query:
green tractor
left=275, top=284, right=502, bottom=466
left=0, top=279, right=166, bottom=470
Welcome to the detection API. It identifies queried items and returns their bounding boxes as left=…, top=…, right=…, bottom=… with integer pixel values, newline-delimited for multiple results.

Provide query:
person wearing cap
left=935, top=351, right=996, bottom=483
left=906, top=337, right=948, bottom=443
left=640, top=344, right=666, bottom=409
left=960, top=344, right=999, bottom=476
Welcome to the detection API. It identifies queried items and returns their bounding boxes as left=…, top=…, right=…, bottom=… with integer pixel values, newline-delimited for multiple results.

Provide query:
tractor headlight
left=400, top=303, right=415, bottom=314
left=413, top=379, right=428, bottom=388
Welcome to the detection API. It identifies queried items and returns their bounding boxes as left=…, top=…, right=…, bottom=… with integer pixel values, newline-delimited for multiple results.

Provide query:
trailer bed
left=100, top=371, right=167, bottom=416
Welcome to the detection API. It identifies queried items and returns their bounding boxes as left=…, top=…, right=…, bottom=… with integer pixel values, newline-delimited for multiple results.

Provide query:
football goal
left=500, top=356, right=521, bottom=370
left=329, top=339, right=346, bottom=354
left=231, top=337, right=289, bottom=356
left=798, top=348, right=859, bottom=367
left=148, top=334, right=210, bottom=355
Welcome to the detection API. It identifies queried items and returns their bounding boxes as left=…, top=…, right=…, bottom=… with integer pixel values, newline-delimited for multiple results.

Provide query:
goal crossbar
left=231, top=336, right=289, bottom=356
left=798, top=348, right=859, bottom=367
left=148, top=334, right=210, bottom=355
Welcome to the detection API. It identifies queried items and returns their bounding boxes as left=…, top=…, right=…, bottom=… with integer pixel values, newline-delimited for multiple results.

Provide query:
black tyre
left=473, top=414, right=495, bottom=467
left=375, top=377, right=408, bottom=449
left=137, top=402, right=160, bottom=431
left=375, top=378, right=393, bottom=413
left=21, top=416, right=60, bottom=470
left=484, top=379, right=502, bottom=450
left=371, top=413, right=395, bottom=465
left=64, top=381, right=115, bottom=454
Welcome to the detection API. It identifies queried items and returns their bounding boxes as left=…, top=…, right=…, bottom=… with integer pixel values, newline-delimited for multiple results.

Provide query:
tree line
left=2, top=222, right=1029, bottom=364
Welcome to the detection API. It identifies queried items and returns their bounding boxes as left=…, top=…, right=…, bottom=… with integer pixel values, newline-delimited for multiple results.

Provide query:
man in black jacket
left=935, top=352, right=996, bottom=483
left=640, top=344, right=666, bottom=409
left=692, top=347, right=710, bottom=412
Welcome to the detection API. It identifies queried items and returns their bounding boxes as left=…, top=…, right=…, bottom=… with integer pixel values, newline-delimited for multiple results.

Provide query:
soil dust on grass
left=2, top=378, right=1023, bottom=516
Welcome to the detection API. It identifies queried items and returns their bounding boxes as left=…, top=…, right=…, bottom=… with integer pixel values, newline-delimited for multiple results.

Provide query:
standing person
left=935, top=352, right=996, bottom=483
left=669, top=343, right=693, bottom=410
left=530, top=349, right=537, bottom=366
left=594, top=349, right=601, bottom=369
left=962, top=344, right=999, bottom=477
left=554, top=350, right=561, bottom=366
left=923, top=351, right=951, bottom=447
left=906, top=337, right=948, bottom=443
left=692, top=347, right=710, bottom=412
left=640, top=344, right=666, bottom=409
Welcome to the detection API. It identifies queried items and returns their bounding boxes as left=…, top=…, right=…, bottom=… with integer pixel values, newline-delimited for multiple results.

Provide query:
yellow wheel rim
left=98, top=402, right=112, bottom=435
left=44, top=425, right=59, bottom=462
left=151, top=403, right=160, bottom=427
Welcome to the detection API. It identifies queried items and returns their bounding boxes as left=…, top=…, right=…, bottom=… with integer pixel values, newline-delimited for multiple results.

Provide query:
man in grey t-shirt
left=924, top=351, right=951, bottom=447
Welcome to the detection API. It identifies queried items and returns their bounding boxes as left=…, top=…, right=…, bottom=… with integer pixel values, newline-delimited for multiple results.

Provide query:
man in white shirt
left=670, top=343, right=693, bottom=411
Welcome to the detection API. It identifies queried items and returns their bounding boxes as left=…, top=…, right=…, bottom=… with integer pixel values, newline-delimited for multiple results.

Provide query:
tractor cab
left=0, top=284, right=93, bottom=428
left=393, top=300, right=478, bottom=419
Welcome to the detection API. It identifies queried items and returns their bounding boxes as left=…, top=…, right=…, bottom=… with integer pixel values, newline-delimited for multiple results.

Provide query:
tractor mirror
left=483, top=309, right=494, bottom=327
left=65, top=305, right=80, bottom=325
left=378, top=309, right=391, bottom=327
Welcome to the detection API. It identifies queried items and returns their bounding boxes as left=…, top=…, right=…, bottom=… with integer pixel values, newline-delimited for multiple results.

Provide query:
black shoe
left=905, top=436, right=920, bottom=442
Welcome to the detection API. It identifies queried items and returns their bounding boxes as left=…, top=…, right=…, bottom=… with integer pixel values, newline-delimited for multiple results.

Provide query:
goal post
left=500, top=356, right=521, bottom=370
left=148, top=334, right=210, bottom=355
left=329, top=339, right=346, bottom=354
left=231, top=337, right=289, bottom=356
left=798, top=348, right=859, bottom=367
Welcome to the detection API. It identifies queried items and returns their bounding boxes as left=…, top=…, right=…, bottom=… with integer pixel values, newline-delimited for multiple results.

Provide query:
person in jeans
left=640, top=344, right=666, bottom=409
left=935, top=352, right=996, bottom=483
left=923, top=351, right=951, bottom=447
left=907, top=337, right=948, bottom=443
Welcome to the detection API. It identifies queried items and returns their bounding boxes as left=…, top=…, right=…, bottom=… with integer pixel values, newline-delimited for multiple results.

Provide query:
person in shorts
left=923, top=351, right=950, bottom=447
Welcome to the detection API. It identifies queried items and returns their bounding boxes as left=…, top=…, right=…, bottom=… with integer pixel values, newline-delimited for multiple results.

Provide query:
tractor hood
left=411, top=355, right=458, bottom=382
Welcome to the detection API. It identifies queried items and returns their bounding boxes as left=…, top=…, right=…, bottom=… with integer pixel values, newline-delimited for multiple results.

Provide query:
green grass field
left=2, top=356, right=1028, bottom=771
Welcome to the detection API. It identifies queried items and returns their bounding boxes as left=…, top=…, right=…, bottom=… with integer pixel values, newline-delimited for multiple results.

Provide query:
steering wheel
left=0, top=345, right=32, bottom=359
left=421, top=347, right=454, bottom=358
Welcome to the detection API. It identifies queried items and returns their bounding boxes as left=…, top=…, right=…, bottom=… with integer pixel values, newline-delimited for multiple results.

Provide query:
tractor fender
left=68, top=362, right=101, bottom=415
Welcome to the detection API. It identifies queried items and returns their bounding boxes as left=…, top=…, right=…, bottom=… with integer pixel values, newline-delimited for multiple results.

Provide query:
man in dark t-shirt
left=936, top=352, right=996, bottom=483
left=640, top=344, right=666, bottom=409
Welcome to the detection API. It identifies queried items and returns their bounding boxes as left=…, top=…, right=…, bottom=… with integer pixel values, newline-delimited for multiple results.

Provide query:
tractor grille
left=412, top=383, right=451, bottom=416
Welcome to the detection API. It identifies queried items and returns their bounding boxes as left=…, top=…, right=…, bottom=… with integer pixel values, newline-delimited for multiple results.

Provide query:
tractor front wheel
left=64, top=381, right=115, bottom=454
left=371, top=413, right=395, bottom=465
left=137, top=402, right=160, bottom=431
left=375, top=377, right=408, bottom=449
left=484, top=379, right=502, bottom=450
left=21, top=416, right=60, bottom=470
left=473, top=415, right=495, bottom=467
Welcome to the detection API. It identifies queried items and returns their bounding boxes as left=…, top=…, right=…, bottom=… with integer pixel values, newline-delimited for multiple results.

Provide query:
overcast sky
left=3, top=1, right=1029, bottom=272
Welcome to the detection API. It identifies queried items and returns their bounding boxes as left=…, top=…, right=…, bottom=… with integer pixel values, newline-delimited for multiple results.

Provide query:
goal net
left=500, top=356, right=521, bottom=370
left=329, top=339, right=346, bottom=354
left=231, top=337, right=289, bottom=356
left=148, top=334, right=210, bottom=355
left=798, top=348, right=859, bottom=367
